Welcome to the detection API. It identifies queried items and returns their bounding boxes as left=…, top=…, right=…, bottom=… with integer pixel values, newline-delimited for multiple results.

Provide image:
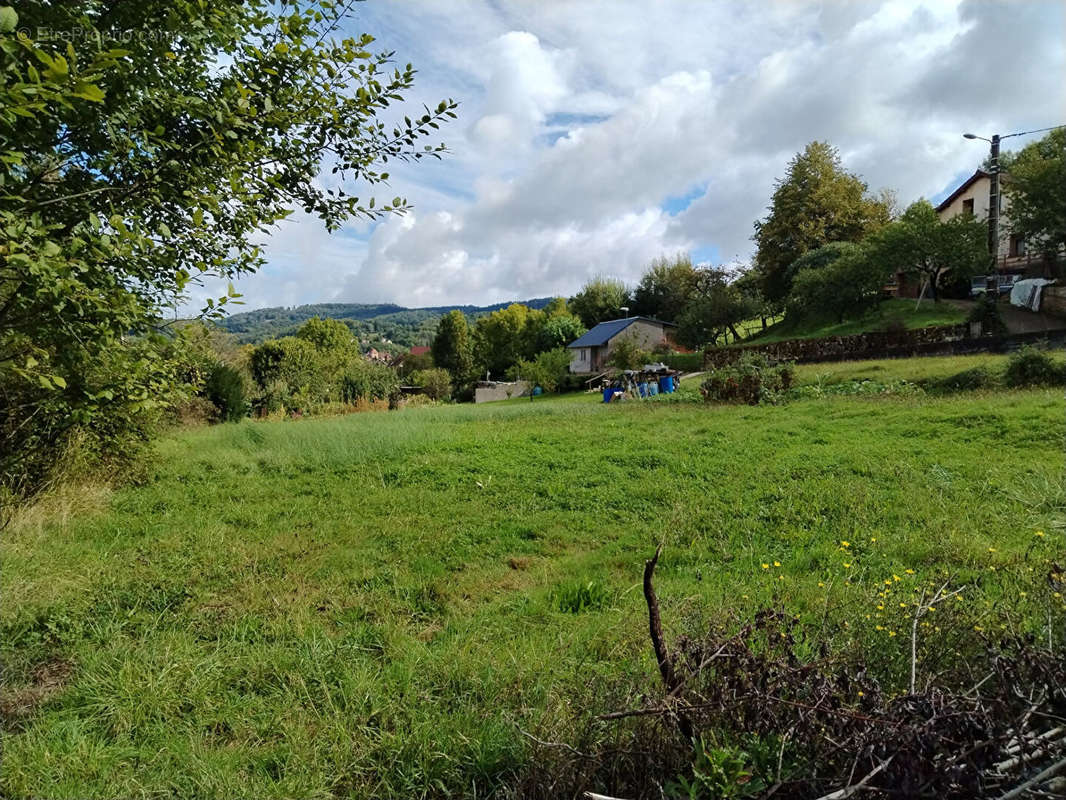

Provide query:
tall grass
left=2, top=364, right=1063, bottom=798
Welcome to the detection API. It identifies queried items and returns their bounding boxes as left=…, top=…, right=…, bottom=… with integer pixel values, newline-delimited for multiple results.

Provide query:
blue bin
left=602, top=387, right=615, bottom=403
left=648, top=382, right=659, bottom=396
left=638, top=382, right=648, bottom=397
left=662, top=375, right=675, bottom=393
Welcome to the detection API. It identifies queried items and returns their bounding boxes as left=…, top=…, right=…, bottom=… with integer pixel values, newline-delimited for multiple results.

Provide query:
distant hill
left=218, top=298, right=555, bottom=347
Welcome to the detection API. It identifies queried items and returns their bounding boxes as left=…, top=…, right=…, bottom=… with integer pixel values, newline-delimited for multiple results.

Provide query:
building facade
left=566, top=317, right=676, bottom=374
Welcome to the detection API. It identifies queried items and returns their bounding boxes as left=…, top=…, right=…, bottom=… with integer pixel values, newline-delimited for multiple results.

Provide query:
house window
left=1009, top=234, right=1026, bottom=257
left=580, top=349, right=587, bottom=361
left=962, top=198, right=974, bottom=216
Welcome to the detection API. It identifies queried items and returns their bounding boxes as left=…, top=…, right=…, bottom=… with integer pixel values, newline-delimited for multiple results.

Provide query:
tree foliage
left=409, top=368, right=451, bottom=401
left=631, top=253, right=698, bottom=322
left=473, top=303, right=545, bottom=377
left=870, top=200, right=986, bottom=301
left=606, top=337, right=651, bottom=372
left=1001, top=128, right=1066, bottom=256
left=753, top=141, right=891, bottom=303
left=675, top=268, right=757, bottom=349
left=431, top=310, right=474, bottom=384
left=250, top=317, right=397, bottom=413
left=569, top=277, right=631, bottom=329
left=512, top=348, right=572, bottom=399
left=787, top=243, right=887, bottom=322
left=535, top=313, right=586, bottom=352
left=0, top=0, right=454, bottom=500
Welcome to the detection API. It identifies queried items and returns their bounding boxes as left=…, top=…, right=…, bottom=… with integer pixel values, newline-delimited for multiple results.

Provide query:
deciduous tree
left=1001, top=128, right=1066, bottom=257
left=753, top=141, right=891, bottom=303
left=0, top=1, right=455, bottom=501
left=631, top=254, right=698, bottom=322
left=569, top=277, right=631, bottom=329
left=870, top=200, right=986, bottom=302
left=431, top=310, right=474, bottom=383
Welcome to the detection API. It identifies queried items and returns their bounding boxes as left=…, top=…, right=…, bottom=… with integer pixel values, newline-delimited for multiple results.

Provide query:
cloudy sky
left=190, top=0, right=1066, bottom=313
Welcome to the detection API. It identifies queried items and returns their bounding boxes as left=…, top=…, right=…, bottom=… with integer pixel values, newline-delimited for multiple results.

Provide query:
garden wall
left=704, top=325, right=972, bottom=368
left=474, top=380, right=530, bottom=403
left=704, top=324, right=1066, bottom=368
left=1042, top=286, right=1066, bottom=318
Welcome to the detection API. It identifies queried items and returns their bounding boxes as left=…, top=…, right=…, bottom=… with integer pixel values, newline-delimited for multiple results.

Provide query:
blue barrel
left=638, top=382, right=648, bottom=397
left=649, top=382, right=658, bottom=396
left=533, top=386, right=543, bottom=396
left=602, top=387, right=614, bottom=403
left=663, top=375, right=675, bottom=393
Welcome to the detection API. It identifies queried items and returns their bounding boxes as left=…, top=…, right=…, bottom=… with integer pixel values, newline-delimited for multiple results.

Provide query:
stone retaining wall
left=1041, top=286, right=1066, bottom=318
left=704, top=325, right=971, bottom=368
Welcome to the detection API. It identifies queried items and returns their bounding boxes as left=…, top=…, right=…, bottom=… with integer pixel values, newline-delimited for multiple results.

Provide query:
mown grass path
left=3, top=358, right=1062, bottom=798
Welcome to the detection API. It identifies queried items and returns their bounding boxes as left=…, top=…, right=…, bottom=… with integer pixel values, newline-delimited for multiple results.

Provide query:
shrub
left=700, top=353, right=795, bottom=405
left=409, top=368, right=452, bottom=401
left=204, top=364, right=248, bottom=422
left=1004, top=346, right=1065, bottom=387
left=607, top=337, right=651, bottom=371
left=340, top=360, right=400, bottom=403
left=966, top=295, right=1008, bottom=337
left=923, top=366, right=996, bottom=394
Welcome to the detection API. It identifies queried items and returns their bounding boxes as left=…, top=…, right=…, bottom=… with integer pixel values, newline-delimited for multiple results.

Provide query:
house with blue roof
left=566, top=316, right=677, bottom=374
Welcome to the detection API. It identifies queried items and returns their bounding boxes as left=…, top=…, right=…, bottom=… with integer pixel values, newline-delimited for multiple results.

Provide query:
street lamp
left=962, top=124, right=1066, bottom=282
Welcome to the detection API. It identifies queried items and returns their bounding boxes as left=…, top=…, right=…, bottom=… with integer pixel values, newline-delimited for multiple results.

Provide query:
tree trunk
left=728, top=323, right=741, bottom=341
left=929, top=273, right=939, bottom=303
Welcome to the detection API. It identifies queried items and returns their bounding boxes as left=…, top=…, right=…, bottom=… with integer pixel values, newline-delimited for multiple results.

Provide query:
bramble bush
left=700, top=354, right=795, bottom=405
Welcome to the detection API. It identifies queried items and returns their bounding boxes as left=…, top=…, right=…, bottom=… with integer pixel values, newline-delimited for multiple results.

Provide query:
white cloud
left=204, top=0, right=1066, bottom=312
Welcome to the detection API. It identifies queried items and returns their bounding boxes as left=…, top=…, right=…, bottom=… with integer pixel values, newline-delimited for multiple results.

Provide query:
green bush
left=929, top=369, right=993, bottom=396
left=204, top=364, right=248, bottom=422
left=922, top=366, right=996, bottom=394
left=340, top=360, right=400, bottom=403
left=966, top=296, right=1008, bottom=337
left=700, top=353, right=795, bottom=405
left=1004, top=346, right=1066, bottom=387
left=409, top=368, right=452, bottom=401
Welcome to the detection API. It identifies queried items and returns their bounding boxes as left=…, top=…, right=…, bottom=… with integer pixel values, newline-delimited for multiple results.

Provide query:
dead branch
left=813, top=755, right=894, bottom=800
left=997, top=755, right=1066, bottom=800
left=643, top=544, right=694, bottom=741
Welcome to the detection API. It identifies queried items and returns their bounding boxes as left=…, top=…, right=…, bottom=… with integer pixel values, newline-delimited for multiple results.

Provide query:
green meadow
left=3, top=354, right=1063, bottom=799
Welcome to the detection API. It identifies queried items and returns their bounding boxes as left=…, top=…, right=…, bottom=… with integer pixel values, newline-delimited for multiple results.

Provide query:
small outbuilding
left=566, top=316, right=676, bottom=374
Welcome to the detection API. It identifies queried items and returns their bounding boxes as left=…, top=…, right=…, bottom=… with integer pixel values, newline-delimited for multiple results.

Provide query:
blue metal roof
left=566, top=316, right=674, bottom=348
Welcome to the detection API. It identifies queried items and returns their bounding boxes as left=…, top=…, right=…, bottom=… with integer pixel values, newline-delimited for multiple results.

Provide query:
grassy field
left=745, top=298, right=967, bottom=345
left=3, top=354, right=1063, bottom=799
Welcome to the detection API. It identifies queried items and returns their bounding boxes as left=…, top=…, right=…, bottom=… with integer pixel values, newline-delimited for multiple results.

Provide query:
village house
left=566, top=316, right=676, bottom=374
left=935, top=169, right=1057, bottom=276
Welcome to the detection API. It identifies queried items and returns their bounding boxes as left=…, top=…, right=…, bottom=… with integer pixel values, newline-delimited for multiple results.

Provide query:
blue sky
left=187, top=0, right=1066, bottom=312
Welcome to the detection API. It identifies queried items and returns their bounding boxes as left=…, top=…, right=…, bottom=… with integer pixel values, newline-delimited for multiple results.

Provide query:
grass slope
left=745, top=298, right=967, bottom=346
left=2, top=356, right=1062, bottom=798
